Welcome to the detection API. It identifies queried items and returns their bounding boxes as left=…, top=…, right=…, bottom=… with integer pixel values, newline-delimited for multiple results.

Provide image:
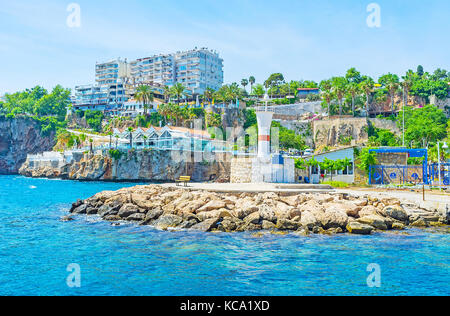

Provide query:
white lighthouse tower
left=252, top=93, right=274, bottom=183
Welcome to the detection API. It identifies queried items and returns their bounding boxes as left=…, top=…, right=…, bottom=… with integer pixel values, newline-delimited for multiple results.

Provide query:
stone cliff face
left=313, top=117, right=400, bottom=149
left=0, top=117, right=55, bottom=174
left=20, top=149, right=231, bottom=182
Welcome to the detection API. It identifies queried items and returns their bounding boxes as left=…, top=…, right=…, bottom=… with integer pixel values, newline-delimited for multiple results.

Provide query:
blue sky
left=0, top=0, right=449, bottom=94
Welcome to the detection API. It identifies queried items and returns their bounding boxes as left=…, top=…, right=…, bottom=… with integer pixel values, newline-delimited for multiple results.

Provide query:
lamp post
left=438, top=141, right=449, bottom=191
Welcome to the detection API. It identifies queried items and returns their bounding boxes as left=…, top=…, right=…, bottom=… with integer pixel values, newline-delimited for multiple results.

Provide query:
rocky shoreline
left=69, top=185, right=449, bottom=235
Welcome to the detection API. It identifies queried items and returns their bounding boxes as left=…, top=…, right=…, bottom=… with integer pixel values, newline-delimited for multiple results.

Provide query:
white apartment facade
left=174, top=48, right=223, bottom=95
left=95, top=58, right=131, bottom=86
left=72, top=81, right=129, bottom=112
left=72, top=48, right=223, bottom=114
left=130, top=48, right=223, bottom=95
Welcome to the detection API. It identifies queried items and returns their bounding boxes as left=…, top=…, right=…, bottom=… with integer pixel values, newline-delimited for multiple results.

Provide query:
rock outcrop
left=0, top=117, right=55, bottom=174
left=20, top=149, right=231, bottom=182
left=69, top=185, right=449, bottom=235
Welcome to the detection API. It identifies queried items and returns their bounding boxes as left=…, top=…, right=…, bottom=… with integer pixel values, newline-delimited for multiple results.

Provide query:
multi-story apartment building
left=72, top=48, right=223, bottom=115
left=174, top=48, right=223, bottom=95
left=72, top=81, right=129, bottom=113
left=130, top=54, right=176, bottom=86
left=130, top=48, right=223, bottom=95
left=95, top=58, right=131, bottom=86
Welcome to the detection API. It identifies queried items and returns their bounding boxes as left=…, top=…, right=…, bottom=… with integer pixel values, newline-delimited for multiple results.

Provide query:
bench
left=176, top=176, right=191, bottom=187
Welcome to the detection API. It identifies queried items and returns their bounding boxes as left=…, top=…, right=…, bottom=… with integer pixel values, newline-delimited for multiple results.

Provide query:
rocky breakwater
left=0, top=117, right=55, bottom=174
left=68, top=185, right=449, bottom=235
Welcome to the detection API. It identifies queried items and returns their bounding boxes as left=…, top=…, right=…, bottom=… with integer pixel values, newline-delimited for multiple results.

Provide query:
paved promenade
left=161, top=182, right=334, bottom=194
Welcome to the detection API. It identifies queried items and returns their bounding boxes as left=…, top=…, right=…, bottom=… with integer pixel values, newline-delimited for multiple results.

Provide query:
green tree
left=331, top=77, right=348, bottom=116
left=252, top=84, right=265, bottom=97
left=397, top=105, right=447, bottom=148
left=241, top=79, right=249, bottom=92
left=357, top=148, right=378, bottom=176
left=379, top=73, right=400, bottom=113
left=127, top=127, right=134, bottom=148
left=170, top=83, right=187, bottom=104
left=249, top=76, right=256, bottom=95
left=359, top=78, right=375, bottom=117
left=345, top=67, right=363, bottom=83
left=347, top=82, right=360, bottom=115
left=135, top=85, right=154, bottom=115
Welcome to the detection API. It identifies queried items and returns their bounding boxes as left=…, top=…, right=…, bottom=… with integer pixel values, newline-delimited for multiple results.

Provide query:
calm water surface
left=0, top=175, right=448, bottom=296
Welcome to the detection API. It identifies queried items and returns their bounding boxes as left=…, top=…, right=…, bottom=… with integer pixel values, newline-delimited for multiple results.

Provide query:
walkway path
left=337, top=188, right=449, bottom=215
left=161, top=182, right=334, bottom=194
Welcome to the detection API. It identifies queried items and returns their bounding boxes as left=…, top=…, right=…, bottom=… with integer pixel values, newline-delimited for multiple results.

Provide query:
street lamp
left=438, top=141, right=449, bottom=191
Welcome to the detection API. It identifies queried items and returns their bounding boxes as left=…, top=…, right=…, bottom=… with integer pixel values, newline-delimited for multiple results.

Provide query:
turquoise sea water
left=0, top=175, right=449, bottom=296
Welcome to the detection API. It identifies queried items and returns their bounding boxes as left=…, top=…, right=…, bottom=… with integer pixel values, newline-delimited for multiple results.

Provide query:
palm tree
left=347, top=83, right=359, bottom=116
left=359, top=79, right=375, bottom=117
left=319, top=79, right=333, bottom=116
left=249, top=76, right=256, bottom=95
left=170, top=83, right=186, bottom=105
left=332, top=77, right=347, bottom=116
left=127, top=127, right=134, bottom=148
left=241, top=79, right=249, bottom=92
left=379, top=73, right=400, bottom=113
left=321, top=90, right=334, bottom=116
left=386, top=81, right=400, bottom=113
left=216, top=86, right=229, bottom=106
left=89, top=138, right=94, bottom=154
left=158, top=103, right=169, bottom=124
left=204, top=88, right=215, bottom=105
left=401, top=70, right=415, bottom=107
left=163, top=85, right=171, bottom=103
left=135, top=85, right=154, bottom=115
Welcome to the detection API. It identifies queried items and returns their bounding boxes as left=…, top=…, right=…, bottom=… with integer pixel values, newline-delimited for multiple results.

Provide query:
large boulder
left=191, top=218, right=220, bottom=232
left=279, top=195, right=300, bottom=207
left=300, top=211, right=320, bottom=230
left=383, top=205, right=408, bottom=222
left=218, top=218, right=243, bottom=232
left=276, top=218, right=300, bottom=231
left=358, top=215, right=389, bottom=230
left=258, top=204, right=277, bottom=223
left=127, top=213, right=146, bottom=221
left=197, top=209, right=232, bottom=221
left=118, top=203, right=141, bottom=218
left=232, top=199, right=259, bottom=219
left=196, top=200, right=226, bottom=213
left=262, top=220, right=276, bottom=230
left=244, top=212, right=261, bottom=225
left=338, top=203, right=361, bottom=218
left=72, top=204, right=88, bottom=214
left=70, top=199, right=83, bottom=212
left=358, top=205, right=381, bottom=218
left=131, top=194, right=162, bottom=210
left=152, top=214, right=183, bottom=230
left=315, top=203, right=349, bottom=229
left=346, top=222, right=373, bottom=235
left=298, top=199, right=325, bottom=213
left=98, top=202, right=121, bottom=217
left=142, top=208, right=163, bottom=224
left=410, top=218, right=429, bottom=227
